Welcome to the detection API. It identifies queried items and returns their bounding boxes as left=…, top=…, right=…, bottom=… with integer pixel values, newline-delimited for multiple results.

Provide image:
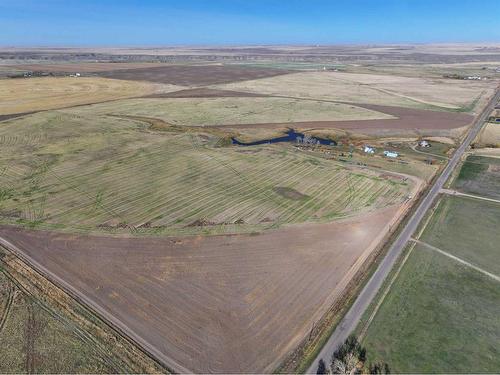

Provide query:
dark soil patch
left=0, top=112, right=36, bottom=122
left=274, top=186, right=309, bottom=200
left=97, top=65, right=293, bottom=86
left=212, top=103, right=473, bottom=136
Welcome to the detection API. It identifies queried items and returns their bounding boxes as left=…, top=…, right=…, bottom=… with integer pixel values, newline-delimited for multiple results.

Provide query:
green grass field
left=361, top=243, right=500, bottom=373
left=453, top=155, right=500, bottom=200
left=361, top=193, right=500, bottom=372
left=0, top=110, right=411, bottom=235
left=420, top=195, right=500, bottom=275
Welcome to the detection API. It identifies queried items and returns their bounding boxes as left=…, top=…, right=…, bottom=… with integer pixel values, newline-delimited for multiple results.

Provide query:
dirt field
left=0, top=77, right=178, bottom=115
left=4, top=62, right=168, bottom=73
left=476, top=122, right=500, bottom=147
left=214, top=103, right=473, bottom=136
left=0, top=205, right=403, bottom=373
left=97, top=64, right=293, bottom=86
left=0, top=247, right=166, bottom=373
left=216, top=71, right=495, bottom=111
left=0, top=268, right=121, bottom=373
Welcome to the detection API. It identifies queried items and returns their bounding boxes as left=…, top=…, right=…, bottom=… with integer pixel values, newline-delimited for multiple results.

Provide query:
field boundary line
left=440, top=188, right=500, bottom=205
left=1, top=258, right=130, bottom=371
left=0, top=238, right=188, bottom=373
left=411, top=239, right=500, bottom=283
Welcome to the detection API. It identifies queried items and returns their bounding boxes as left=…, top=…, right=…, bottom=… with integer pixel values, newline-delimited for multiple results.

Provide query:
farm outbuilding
left=419, top=140, right=431, bottom=147
left=364, top=145, right=375, bottom=154
left=384, top=150, right=399, bottom=158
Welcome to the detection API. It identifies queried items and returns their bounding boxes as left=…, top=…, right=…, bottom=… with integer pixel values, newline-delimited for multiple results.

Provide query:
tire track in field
left=187, top=134, right=306, bottom=228
left=0, top=275, right=15, bottom=334
left=2, top=266, right=127, bottom=373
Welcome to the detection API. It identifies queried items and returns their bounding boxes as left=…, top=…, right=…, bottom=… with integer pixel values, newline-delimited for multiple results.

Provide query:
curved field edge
left=0, top=110, right=412, bottom=236
left=0, top=76, right=182, bottom=116
left=60, top=96, right=395, bottom=126
left=0, top=203, right=411, bottom=373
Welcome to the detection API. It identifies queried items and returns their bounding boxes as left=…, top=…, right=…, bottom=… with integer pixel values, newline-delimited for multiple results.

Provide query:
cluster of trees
left=296, top=134, right=320, bottom=146
left=316, top=335, right=390, bottom=374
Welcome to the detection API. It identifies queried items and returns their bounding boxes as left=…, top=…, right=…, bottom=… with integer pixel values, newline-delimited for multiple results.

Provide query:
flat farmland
left=361, top=242, right=500, bottom=373
left=476, top=123, right=500, bottom=147
left=61, top=95, right=473, bottom=136
left=216, top=71, right=495, bottom=111
left=0, top=77, right=179, bottom=116
left=63, top=97, right=394, bottom=127
left=0, top=246, right=165, bottom=373
left=214, top=103, right=473, bottom=136
left=0, top=204, right=404, bottom=373
left=0, top=268, right=121, bottom=373
left=97, top=64, right=293, bottom=86
left=361, top=195, right=500, bottom=372
left=4, top=62, right=168, bottom=73
left=147, top=87, right=267, bottom=98
left=0, top=110, right=411, bottom=234
left=419, top=195, right=500, bottom=275
left=452, top=155, right=500, bottom=200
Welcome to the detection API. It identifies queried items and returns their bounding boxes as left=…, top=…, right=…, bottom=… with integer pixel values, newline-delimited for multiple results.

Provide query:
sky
left=1, top=0, right=499, bottom=46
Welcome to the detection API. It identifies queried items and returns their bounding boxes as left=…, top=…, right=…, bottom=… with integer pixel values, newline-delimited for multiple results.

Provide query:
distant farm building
left=363, top=145, right=375, bottom=154
left=419, top=140, right=431, bottom=147
left=383, top=151, right=399, bottom=158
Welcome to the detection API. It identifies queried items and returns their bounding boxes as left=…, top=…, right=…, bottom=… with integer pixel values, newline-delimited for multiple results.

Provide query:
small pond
left=232, top=129, right=336, bottom=146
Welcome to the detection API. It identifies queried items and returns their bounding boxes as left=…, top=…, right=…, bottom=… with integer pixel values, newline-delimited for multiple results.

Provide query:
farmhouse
left=419, top=140, right=430, bottom=147
left=364, top=145, right=375, bottom=154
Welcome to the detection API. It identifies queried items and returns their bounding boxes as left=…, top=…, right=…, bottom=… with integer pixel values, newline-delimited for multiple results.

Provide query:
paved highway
left=307, top=87, right=500, bottom=374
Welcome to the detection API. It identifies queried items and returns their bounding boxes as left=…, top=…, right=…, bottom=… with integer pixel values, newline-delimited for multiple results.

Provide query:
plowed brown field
left=215, top=103, right=473, bottom=136
left=97, top=65, right=293, bottom=86
left=0, top=205, right=401, bottom=373
left=5, top=62, right=169, bottom=73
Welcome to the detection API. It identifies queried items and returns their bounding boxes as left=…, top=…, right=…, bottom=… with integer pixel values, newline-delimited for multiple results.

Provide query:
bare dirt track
left=0, top=206, right=400, bottom=373
left=215, top=103, right=473, bottom=135
left=97, top=64, right=293, bottom=86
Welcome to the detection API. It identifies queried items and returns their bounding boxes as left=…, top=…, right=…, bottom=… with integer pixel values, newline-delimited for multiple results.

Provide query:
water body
left=232, top=129, right=336, bottom=146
